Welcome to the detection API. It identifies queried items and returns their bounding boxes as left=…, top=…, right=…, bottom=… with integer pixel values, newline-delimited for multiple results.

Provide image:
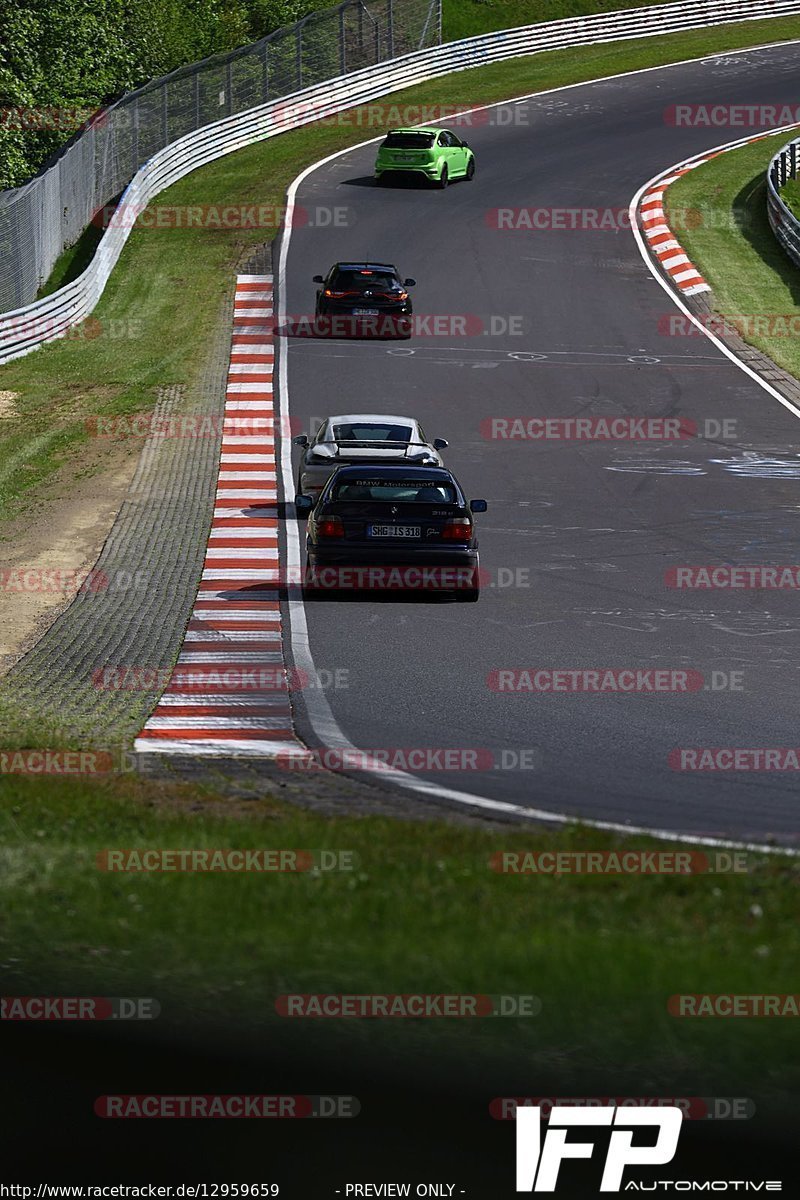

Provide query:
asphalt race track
left=280, top=41, right=800, bottom=846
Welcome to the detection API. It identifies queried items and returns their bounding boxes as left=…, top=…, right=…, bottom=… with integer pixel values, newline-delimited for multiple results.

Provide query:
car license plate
left=369, top=525, right=421, bottom=538
left=353, top=308, right=379, bottom=316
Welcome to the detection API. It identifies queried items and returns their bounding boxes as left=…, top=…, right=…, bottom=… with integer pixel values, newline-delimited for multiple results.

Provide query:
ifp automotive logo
left=516, top=1105, right=682, bottom=1192
left=515, top=1106, right=782, bottom=1192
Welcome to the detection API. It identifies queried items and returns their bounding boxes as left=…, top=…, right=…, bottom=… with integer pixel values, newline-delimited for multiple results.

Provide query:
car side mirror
left=433, top=438, right=448, bottom=450
left=403, top=277, right=416, bottom=287
left=295, top=494, right=313, bottom=516
left=312, top=275, right=324, bottom=284
left=470, top=499, right=488, bottom=513
left=292, top=434, right=309, bottom=448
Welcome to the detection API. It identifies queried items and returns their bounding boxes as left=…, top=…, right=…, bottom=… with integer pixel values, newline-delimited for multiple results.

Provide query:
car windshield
left=331, top=478, right=457, bottom=503
left=332, top=423, right=413, bottom=443
left=383, top=132, right=435, bottom=149
left=330, top=270, right=399, bottom=292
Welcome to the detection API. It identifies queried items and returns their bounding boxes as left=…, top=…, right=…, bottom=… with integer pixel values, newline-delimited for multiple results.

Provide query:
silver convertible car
left=293, top=414, right=448, bottom=499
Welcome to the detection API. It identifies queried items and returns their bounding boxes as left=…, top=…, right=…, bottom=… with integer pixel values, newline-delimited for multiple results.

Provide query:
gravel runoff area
left=1, top=279, right=237, bottom=749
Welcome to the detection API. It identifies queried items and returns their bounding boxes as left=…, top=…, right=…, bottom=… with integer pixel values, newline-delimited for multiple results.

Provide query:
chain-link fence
left=0, top=0, right=441, bottom=314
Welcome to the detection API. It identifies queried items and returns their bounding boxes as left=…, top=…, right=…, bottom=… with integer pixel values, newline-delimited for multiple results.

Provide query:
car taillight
left=323, top=289, right=356, bottom=298
left=316, top=516, right=344, bottom=538
left=441, top=518, right=472, bottom=541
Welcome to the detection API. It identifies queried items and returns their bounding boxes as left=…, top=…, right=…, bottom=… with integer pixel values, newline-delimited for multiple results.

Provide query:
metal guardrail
left=767, top=137, right=800, bottom=266
left=3, top=0, right=800, bottom=364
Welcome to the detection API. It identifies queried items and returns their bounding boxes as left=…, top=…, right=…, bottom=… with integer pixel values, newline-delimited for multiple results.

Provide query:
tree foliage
left=0, top=0, right=323, bottom=187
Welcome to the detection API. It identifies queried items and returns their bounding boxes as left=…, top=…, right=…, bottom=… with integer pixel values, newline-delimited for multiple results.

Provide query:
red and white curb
left=639, top=167, right=712, bottom=296
left=639, top=129, right=797, bottom=298
left=134, top=274, right=302, bottom=756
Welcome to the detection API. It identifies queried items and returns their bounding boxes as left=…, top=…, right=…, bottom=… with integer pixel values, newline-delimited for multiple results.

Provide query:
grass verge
left=442, top=0, right=700, bottom=43
left=779, top=173, right=800, bottom=219
left=666, top=135, right=800, bottom=378
left=1, top=772, right=799, bottom=1106
left=2, top=15, right=800, bottom=521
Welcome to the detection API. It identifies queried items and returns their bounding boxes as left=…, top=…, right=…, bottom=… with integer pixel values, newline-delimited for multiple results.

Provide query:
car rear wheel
left=465, top=158, right=475, bottom=181
left=436, top=164, right=448, bottom=189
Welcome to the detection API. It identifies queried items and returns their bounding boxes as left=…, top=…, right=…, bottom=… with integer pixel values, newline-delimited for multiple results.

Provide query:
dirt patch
left=0, top=437, right=141, bottom=676
left=0, top=390, right=19, bottom=418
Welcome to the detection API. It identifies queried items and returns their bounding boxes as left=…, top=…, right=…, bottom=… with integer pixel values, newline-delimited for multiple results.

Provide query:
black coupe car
left=296, top=464, right=487, bottom=601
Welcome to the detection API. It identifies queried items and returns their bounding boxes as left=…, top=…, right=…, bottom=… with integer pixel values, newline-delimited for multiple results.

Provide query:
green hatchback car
left=374, top=127, right=475, bottom=188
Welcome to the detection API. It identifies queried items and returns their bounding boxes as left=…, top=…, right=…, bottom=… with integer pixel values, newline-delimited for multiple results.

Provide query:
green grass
left=777, top=173, right=800, bottom=219
left=1, top=772, right=798, bottom=1103
left=442, top=0, right=690, bottom=42
left=2, top=14, right=800, bottom=523
left=666, top=137, right=800, bottom=379
left=36, top=220, right=105, bottom=298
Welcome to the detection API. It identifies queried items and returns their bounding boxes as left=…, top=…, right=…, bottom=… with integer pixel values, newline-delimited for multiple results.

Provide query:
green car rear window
left=382, top=133, right=435, bottom=149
